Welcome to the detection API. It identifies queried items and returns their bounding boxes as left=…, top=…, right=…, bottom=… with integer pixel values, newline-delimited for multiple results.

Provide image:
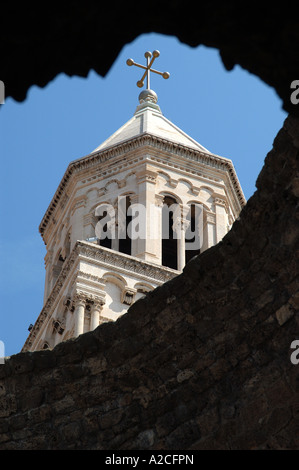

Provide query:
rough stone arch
left=2, top=4, right=299, bottom=121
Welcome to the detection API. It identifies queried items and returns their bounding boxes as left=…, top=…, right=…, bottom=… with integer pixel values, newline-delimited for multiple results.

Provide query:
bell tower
left=22, top=51, right=245, bottom=352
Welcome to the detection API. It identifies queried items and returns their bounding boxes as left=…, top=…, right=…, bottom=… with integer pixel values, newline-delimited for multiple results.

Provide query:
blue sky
left=0, top=33, right=287, bottom=357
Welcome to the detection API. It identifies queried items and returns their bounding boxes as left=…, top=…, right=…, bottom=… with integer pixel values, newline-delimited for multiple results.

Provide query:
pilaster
left=202, top=211, right=216, bottom=252
left=214, top=196, right=228, bottom=243
left=133, top=166, right=160, bottom=263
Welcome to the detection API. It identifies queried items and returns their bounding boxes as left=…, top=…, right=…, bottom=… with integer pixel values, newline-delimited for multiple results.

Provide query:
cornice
left=22, top=241, right=179, bottom=352
left=39, top=132, right=246, bottom=239
left=77, top=243, right=179, bottom=282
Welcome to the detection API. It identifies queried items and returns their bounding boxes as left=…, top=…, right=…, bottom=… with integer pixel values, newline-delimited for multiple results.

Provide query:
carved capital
left=155, top=194, right=165, bottom=207
left=172, top=215, right=183, bottom=234
left=73, top=292, right=87, bottom=308
left=181, top=218, right=190, bottom=232
left=90, top=297, right=105, bottom=311
left=121, top=288, right=136, bottom=306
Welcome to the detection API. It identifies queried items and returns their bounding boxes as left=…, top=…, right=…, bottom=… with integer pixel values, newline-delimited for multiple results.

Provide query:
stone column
left=154, top=194, right=164, bottom=265
left=90, top=299, right=104, bottom=331
left=178, top=218, right=191, bottom=271
left=111, top=206, right=119, bottom=251
left=176, top=205, right=190, bottom=271
left=125, top=193, right=137, bottom=257
left=74, top=294, right=86, bottom=337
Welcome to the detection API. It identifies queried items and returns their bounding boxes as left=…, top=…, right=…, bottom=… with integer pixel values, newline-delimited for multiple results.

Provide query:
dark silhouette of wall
left=0, top=2, right=298, bottom=450
left=2, top=3, right=299, bottom=118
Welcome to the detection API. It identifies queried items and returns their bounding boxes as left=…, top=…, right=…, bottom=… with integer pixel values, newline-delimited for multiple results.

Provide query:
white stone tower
left=22, top=51, right=245, bottom=352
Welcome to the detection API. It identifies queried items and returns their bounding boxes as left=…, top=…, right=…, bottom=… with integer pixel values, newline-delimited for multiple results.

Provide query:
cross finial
left=126, top=50, right=170, bottom=90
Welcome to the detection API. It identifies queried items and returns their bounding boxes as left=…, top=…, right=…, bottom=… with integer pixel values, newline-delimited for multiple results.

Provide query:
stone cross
left=126, top=50, right=170, bottom=89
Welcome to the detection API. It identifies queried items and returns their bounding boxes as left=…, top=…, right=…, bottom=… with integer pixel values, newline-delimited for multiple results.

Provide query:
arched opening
left=185, top=203, right=201, bottom=264
left=98, top=208, right=112, bottom=249
left=162, top=196, right=178, bottom=270
left=95, top=203, right=114, bottom=250
left=119, top=196, right=132, bottom=256
left=51, top=249, right=65, bottom=287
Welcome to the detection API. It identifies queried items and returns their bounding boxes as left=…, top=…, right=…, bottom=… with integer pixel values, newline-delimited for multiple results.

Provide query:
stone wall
left=0, top=114, right=298, bottom=450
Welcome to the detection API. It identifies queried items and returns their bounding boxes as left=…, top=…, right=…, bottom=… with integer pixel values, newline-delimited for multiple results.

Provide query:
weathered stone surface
left=276, top=304, right=294, bottom=326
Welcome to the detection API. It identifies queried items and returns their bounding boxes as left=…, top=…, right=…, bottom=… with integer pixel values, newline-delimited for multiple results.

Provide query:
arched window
left=98, top=209, right=112, bottom=249
left=162, top=196, right=178, bottom=270
left=185, top=203, right=201, bottom=264
left=52, top=249, right=65, bottom=287
left=95, top=204, right=115, bottom=250
left=119, top=196, right=132, bottom=256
